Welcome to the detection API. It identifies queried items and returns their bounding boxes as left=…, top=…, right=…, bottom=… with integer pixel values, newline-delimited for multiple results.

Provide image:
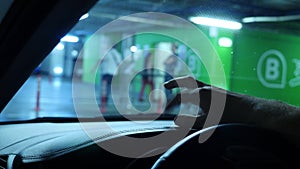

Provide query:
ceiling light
left=130, top=46, right=137, bottom=53
left=79, top=13, right=89, bottom=20
left=71, top=50, right=78, bottom=56
left=242, top=15, right=300, bottom=23
left=53, top=67, right=63, bottom=75
left=55, top=43, right=65, bottom=50
left=189, top=16, right=242, bottom=30
left=218, top=37, right=232, bottom=47
left=61, top=35, right=79, bottom=43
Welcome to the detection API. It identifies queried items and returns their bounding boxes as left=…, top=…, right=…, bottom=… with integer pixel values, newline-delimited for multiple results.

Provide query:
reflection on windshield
left=2, top=0, right=300, bottom=121
left=1, top=38, right=191, bottom=121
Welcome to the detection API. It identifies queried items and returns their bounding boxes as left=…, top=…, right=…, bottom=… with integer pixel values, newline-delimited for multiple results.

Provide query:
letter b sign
left=257, top=50, right=287, bottom=88
left=265, top=58, right=280, bottom=80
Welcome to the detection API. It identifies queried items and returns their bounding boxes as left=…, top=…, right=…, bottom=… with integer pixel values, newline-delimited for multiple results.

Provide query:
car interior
left=1, top=0, right=300, bottom=168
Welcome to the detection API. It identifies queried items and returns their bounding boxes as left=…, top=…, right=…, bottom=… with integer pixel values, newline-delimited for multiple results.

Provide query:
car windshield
left=1, top=0, right=300, bottom=122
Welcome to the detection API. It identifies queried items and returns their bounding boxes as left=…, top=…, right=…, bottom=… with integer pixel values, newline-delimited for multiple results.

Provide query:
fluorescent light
left=79, top=13, right=89, bottom=20
left=130, top=46, right=137, bottom=53
left=242, top=15, right=300, bottom=23
left=189, top=17, right=242, bottom=30
left=53, top=67, right=63, bottom=75
left=218, top=37, right=232, bottom=47
left=209, top=27, right=218, bottom=37
left=55, top=43, right=65, bottom=50
left=71, top=50, right=78, bottom=56
left=61, top=35, right=79, bottom=43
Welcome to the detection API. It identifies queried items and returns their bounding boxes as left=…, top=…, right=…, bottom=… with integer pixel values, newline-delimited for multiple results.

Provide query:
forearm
left=223, top=94, right=300, bottom=147
left=251, top=97, right=300, bottom=147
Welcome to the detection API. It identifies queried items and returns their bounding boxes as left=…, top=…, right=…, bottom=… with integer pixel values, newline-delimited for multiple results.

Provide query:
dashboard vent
left=0, top=156, right=8, bottom=169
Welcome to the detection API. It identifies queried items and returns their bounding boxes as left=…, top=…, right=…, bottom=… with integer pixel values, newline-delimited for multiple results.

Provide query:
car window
left=0, top=0, right=13, bottom=24
left=2, top=0, right=300, bottom=121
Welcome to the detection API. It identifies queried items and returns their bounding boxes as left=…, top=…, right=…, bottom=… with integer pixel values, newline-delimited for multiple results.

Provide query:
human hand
left=164, top=76, right=254, bottom=128
left=165, top=76, right=300, bottom=148
left=164, top=76, right=224, bottom=113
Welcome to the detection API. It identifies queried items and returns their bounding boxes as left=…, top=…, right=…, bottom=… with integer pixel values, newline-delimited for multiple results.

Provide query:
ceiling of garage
left=69, top=0, right=300, bottom=36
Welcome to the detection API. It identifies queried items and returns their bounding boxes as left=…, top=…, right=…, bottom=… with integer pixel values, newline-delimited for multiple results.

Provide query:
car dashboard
left=0, top=120, right=177, bottom=169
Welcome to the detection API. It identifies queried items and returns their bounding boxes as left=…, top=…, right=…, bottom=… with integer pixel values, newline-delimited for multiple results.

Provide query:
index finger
left=164, top=76, right=209, bottom=89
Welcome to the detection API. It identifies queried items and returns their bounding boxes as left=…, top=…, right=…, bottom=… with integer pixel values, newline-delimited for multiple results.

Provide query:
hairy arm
left=165, top=76, right=300, bottom=147
left=244, top=96, right=300, bottom=147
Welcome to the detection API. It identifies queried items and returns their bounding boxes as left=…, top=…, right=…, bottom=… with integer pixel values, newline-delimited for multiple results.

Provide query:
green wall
left=134, top=27, right=234, bottom=90
left=80, top=25, right=300, bottom=106
left=82, top=33, right=122, bottom=84
left=134, top=27, right=300, bottom=106
left=231, top=29, right=300, bottom=106
left=82, top=34, right=101, bottom=84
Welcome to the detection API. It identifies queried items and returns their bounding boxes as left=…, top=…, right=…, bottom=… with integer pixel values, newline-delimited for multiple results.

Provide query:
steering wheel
left=151, top=123, right=298, bottom=169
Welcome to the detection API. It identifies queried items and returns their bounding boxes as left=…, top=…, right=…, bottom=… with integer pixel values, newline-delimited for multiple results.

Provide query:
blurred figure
left=163, top=43, right=178, bottom=99
left=138, top=51, right=154, bottom=102
left=91, top=46, right=122, bottom=111
left=117, top=52, right=136, bottom=107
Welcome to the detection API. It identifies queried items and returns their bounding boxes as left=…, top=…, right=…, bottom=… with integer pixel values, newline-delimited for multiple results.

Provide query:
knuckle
left=186, top=76, right=195, bottom=81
